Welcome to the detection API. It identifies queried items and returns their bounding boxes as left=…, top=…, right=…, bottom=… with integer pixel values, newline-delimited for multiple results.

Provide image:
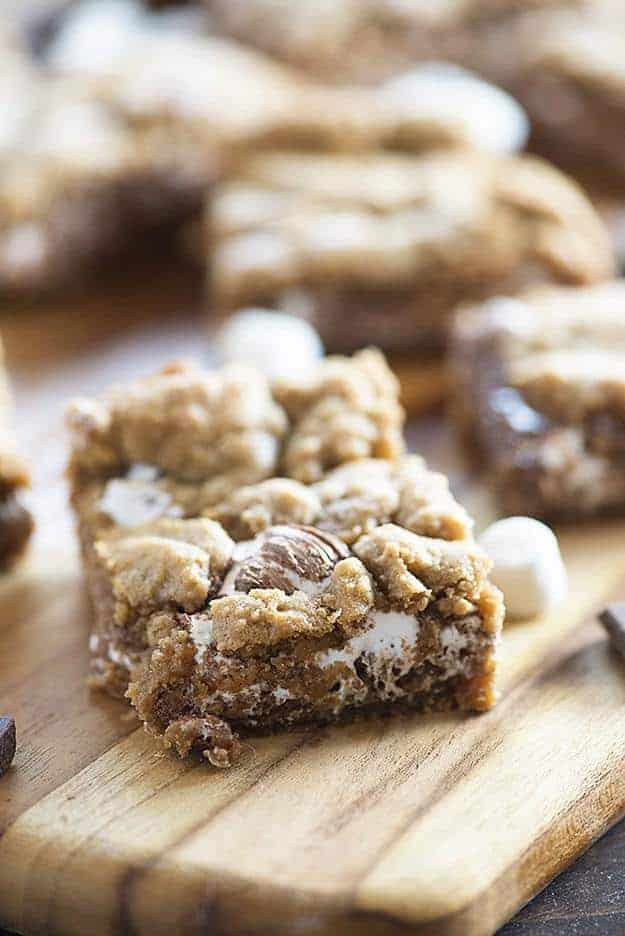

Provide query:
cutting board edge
left=3, top=755, right=625, bottom=936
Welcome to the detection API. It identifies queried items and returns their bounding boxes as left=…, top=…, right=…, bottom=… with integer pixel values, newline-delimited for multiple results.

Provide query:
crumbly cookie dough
left=450, top=280, right=625, bottom=518
left=210, top=149, right=613, bottom=353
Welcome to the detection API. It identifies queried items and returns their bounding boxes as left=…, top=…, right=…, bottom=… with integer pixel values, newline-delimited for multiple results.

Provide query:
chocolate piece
left=221, top=525, right=350, bottom=596
left=600, top=603, right=625, bottom=661
left=0, top=716, right=16, bottom=777
left=210, top=149, right=613, bottom=355
left=450, top=281, right=625, bottom=519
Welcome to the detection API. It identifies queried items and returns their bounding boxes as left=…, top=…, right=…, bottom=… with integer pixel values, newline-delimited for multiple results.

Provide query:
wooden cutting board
left=2, top=270, right=625, bottom=936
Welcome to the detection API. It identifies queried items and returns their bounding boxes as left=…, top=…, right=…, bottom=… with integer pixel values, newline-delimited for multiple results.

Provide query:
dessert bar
left=206, top=0, right=591, bottom=86
left=67, top=353, right=503, bottom=766
left=128, top=464, right=503, bottom=767
left=0, top=21, right=527, bottom=294
left=67, top=350, right=404, bottom=696
left=0, top=27, right=213, bottom=294
left=210, top=150, right=613, bottom=354
left=451, top=281, right=625, bottom=518
left=101, top=32, right=530, bottom=158
left=518, top=13, right=625, bottom=185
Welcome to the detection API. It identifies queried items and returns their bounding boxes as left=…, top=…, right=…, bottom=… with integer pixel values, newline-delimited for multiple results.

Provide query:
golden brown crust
left=209, top=456, right=472, bottom=546
left=67, top=353, right=404, bottom=490
left=352, top=524, right=491, bottom=615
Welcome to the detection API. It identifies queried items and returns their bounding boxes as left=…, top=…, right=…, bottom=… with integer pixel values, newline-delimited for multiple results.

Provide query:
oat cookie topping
left=68, top=351, right=403, bottom=493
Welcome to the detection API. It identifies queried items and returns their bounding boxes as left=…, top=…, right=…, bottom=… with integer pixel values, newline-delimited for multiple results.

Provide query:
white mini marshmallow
left=479, top=517, right=568, bottom=621
left=45, top=0, right=202, bottom=76
left=382, top=62, right=529, bottom=155
left=46, top=0, right=146, bottom=74
left=99, top=477, right=179, bottom=527
left=214, top=309, right=324, bottom=383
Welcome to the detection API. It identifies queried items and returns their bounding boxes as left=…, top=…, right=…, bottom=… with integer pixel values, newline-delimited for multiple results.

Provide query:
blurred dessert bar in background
left=0, top=74, right=209, bottom=294
left=210, top=150, right=613, bottom=354
left=515, top=8, right=625, bottom=180
left=207, top=0, right=625, bottom=262
left=66, top=350, right=404, bottom=696
left=514, top=14, right=625, bottom=264
left=0, top=3, right=533, bottom=296
left=450, top=281, right=625, bottom=519
left=204, top=0, right=596, bottom=86
left=0, top=340, right=32, bottom=568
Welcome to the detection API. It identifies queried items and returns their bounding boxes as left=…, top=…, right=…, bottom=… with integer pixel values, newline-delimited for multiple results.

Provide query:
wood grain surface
left=1, top=268, right=625, bottom=936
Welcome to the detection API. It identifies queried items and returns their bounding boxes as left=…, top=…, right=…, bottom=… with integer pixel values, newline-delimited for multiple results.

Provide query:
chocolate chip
left=0, top=716, right=16, bottom=777
left=599, top=603, right=625, bottom=661
left=232, top=525, right=349, bottom=595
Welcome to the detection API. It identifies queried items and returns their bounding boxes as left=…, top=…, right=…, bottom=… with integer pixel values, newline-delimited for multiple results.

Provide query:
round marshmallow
left=214, top=309, right=324, bottom=383
left=45, top=0, right=146, bottom=75
left=382, top=62, right=530, bottom=156
left=479, top=516, right=568, bottom=621
left=45, top=0, right=202, bottom=76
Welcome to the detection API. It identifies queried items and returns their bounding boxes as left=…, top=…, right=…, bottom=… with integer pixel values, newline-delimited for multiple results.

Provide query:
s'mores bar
left=211, top=150, right=613, bottom=355
left=67, top=350, right=404, bottom=697
left=0, top=15, right=530, bottom=294
left=101, top=33, right=530, bottom=159
left=0, top=77, right=209, bottom=293
left=128, top=467, right=502, bottom=767
left=517, top=12, right=625, bottom=184
left=0, top=446, right=32, bottom=569
left=451, top=281, right=625, bottom=519
left=67, top=353, right=503, bottom=766
left=206, top=0, right=591, bottom=86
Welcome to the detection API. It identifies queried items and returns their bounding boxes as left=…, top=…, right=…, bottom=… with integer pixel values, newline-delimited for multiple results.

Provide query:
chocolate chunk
left=0, top=716, right=16, bottom=777
left=599, top=603, right=625, bottom=661
left=232, top=525, right=350, bottom=595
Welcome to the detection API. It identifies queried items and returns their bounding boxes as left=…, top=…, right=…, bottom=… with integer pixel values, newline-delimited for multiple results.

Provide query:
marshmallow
left=45, top=0, right=147, bottom=74
left=214, top=309, right=323, bottom=382
left=45, top=0, right=202, bottom=76
left=479, top=517, right=568, bottom=621
left=99, top=475, right=180, bottom=527
left=382, top=62, right=529, bottom=155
